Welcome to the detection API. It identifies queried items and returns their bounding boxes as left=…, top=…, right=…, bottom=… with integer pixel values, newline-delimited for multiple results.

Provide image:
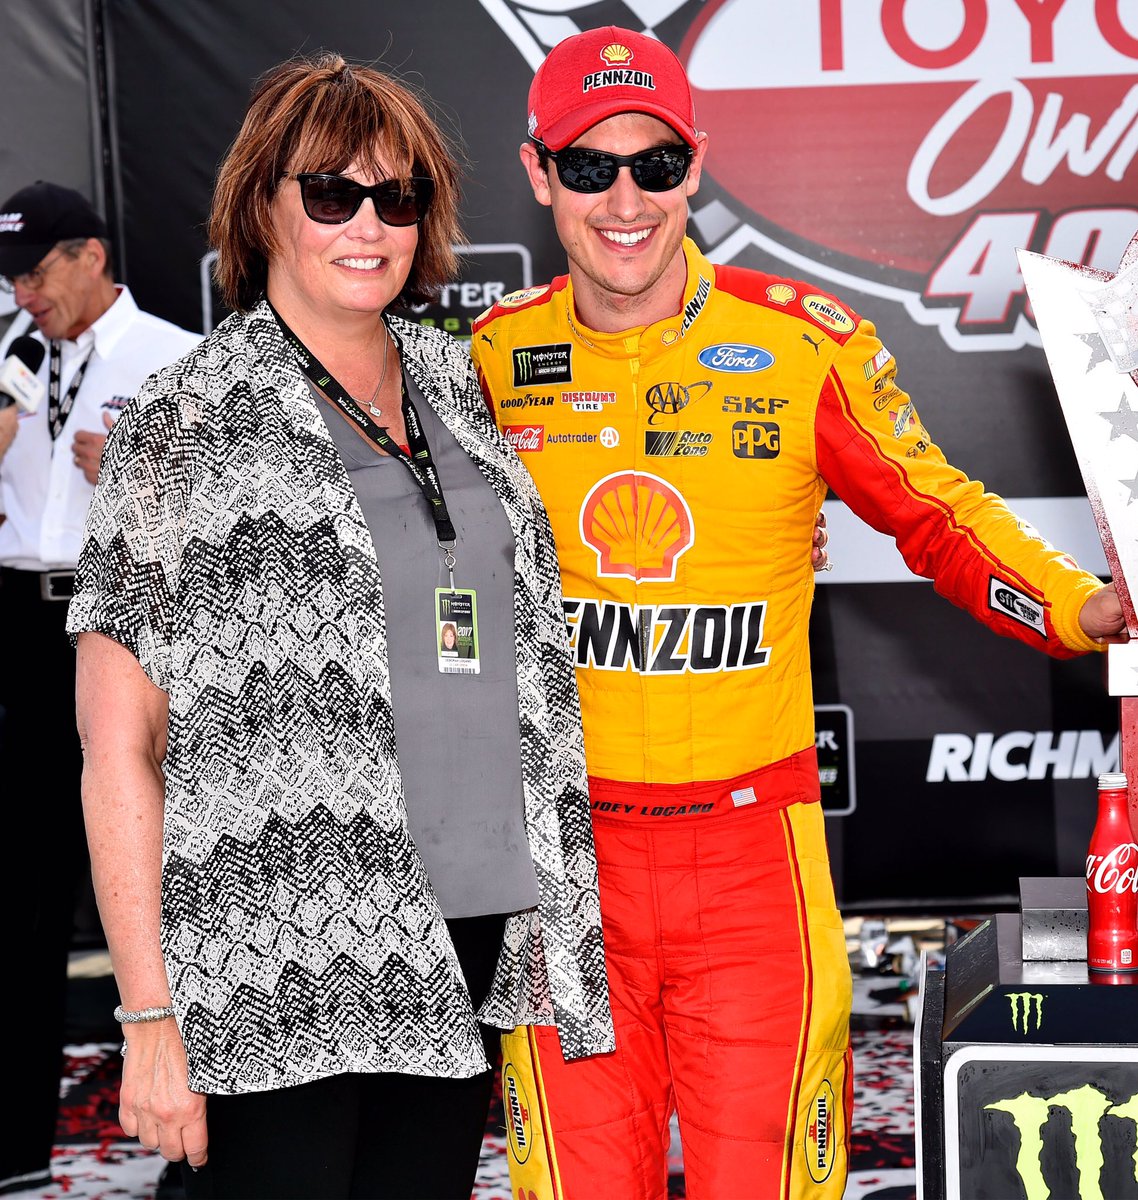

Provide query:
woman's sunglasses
left=534, top=141, right=694, bottom=195
left=293, top=173, right=435, bottom=226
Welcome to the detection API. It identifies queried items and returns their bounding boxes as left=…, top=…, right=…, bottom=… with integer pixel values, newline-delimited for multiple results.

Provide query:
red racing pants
left=502, top=754, right=853, bottom=1200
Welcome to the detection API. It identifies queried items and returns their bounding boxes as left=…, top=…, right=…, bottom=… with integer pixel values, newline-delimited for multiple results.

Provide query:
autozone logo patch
left=563, top=598, right=771, bottom=673
left=512, top=343, right=572, bottom=386
left=644, top=429, right=711, bottom=457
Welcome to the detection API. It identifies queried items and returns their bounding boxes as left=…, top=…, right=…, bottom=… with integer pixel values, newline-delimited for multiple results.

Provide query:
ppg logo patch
left=989, top=577, right=1046, bottom=638
left=731, top=420, right=780, bottom=458
left=512, top=343, right=572, bottom=387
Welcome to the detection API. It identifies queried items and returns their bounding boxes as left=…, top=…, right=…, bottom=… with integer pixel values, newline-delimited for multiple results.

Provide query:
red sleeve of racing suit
left=815, top=319, right=1103, bottom=658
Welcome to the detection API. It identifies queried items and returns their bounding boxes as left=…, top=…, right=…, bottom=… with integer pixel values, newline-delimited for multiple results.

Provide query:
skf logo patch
left=502, top=425, right=544, bottom=453
left=1008, top=991, right=1044, bottom=1034
left=580, top=471, right=694, bottom=582
left=805, top=1079, right=837, bottom=1182
left=989, top=577, right=1046, bottom=638
left=513, top=343, right=572, bottom=386
left=644, top=430, right=712, bottom=457
left=802, top=294, right=856, bottom=334
left=698, top=343, right=775, bottom=373
left=732, top=421, right=780, bottom=458
left=501, top=1063, right=533, bottom=1164
left=645, top=380, right=712, bottom=423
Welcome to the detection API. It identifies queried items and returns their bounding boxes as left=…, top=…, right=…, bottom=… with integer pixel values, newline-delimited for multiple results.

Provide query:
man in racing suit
left=470, top=25, right=1127, bottom=1200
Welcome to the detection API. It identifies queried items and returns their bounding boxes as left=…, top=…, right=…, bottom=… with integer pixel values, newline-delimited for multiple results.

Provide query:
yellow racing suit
left=471, top=238, right=1102, bottom=1200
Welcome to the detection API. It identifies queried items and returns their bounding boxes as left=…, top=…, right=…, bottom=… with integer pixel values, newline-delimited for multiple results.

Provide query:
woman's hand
left=119, top=1018, right=208, bottom=1168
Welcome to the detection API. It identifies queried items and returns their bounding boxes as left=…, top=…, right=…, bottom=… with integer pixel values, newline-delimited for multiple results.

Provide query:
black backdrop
left=6, top=0, right=1135, bottom=909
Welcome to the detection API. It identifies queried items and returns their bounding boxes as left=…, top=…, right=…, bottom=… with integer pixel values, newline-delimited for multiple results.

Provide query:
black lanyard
left=268, top=301, right=458, bottom=548
left=48, top=339, right=94, bottom=441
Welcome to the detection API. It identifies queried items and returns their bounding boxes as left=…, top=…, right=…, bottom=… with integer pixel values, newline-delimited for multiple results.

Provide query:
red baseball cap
left=528, top=26, right=698, bottom=152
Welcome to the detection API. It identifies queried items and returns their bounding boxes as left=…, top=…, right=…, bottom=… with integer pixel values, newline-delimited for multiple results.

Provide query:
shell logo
left=600, top=43, right=633, bottom=67
left=579, top=471, right=694, bottom=582
left=767, top=283, right=796, bottom=306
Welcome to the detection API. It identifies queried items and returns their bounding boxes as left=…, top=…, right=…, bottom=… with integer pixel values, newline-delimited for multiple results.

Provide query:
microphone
left=0, top=335, right=46, bottom=414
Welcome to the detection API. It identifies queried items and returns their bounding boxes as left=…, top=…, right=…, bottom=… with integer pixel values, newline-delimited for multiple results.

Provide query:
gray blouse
left=314, top=376, right=539, bottom=918
left=66, top=303, right=613, bottom=1095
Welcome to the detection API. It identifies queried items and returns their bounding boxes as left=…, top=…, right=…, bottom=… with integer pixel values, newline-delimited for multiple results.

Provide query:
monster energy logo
left=511, top=343, right=572, bottom=386
left=986, top=1084, right=1138, bottom=1199
left=1008, top=991, right=1044, bottom=1034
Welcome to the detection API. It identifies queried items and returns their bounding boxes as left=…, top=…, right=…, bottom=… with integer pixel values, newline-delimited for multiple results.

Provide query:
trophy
left=1019, top=237, right=1138, bottom=836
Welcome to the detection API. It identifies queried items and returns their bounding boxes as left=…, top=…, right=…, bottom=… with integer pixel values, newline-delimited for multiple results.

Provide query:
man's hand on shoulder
left=1080, top=582, right=1130, bottom=645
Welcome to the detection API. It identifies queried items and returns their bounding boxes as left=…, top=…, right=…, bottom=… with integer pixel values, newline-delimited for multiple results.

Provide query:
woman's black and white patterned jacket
left=67, top=299, right=614, bottom=1094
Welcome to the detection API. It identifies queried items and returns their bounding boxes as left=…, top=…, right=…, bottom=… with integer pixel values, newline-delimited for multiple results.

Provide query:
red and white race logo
left=503, top=424, right=545, bottom=452
left=483, top=0, right=1138, bottom=352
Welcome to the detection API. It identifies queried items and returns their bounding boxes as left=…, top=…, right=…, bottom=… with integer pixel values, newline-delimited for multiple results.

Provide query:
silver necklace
left=364, top=326, right=390, bottom=418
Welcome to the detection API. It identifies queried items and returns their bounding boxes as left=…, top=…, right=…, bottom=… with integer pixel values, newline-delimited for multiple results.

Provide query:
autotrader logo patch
left=513, top=343, right=572, bottom=386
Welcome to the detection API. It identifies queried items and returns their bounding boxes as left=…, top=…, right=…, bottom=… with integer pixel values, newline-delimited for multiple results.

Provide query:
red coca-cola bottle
left=1086, top=772, right=1138, bottom=974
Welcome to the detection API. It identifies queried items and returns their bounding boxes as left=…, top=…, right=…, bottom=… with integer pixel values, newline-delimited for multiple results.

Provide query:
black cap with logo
left=0, top=181, right=108, bottom=277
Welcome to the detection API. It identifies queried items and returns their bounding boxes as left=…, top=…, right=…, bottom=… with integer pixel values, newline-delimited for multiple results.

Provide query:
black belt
left=0, top=565, right=76, bottom=601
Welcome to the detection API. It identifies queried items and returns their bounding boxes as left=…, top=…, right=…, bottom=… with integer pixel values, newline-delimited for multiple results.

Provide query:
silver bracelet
left=113, top=1004, right=175, bottom=1024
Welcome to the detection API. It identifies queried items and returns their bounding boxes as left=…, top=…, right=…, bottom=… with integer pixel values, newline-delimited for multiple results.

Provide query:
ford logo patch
left=697, top=343, right=775, bottom=373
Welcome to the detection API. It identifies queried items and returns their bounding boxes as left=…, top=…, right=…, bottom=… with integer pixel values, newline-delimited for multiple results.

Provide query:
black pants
left=182, top=913, right=507, bottom=1200
left=0, top=570, right=87, bottom=1187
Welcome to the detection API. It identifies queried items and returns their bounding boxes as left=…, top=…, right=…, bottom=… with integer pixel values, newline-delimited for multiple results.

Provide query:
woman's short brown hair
left=209, top=51, right=463, bottom=313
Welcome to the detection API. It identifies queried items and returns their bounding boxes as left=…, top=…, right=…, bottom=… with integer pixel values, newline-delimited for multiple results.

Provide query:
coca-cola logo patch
left=482, top=0, right=1138, bottom=353
left=502, top=424, right=545, bottom=452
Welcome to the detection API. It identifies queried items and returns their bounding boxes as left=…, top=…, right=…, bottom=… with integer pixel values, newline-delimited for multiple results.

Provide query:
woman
left=67, top=52, right=613, bottom=1200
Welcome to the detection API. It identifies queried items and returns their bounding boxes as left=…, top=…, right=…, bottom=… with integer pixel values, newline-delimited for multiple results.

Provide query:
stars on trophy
left=1078, top=330, right=1114, bottom=373
left=1098, top=394, right=1138, bottom=442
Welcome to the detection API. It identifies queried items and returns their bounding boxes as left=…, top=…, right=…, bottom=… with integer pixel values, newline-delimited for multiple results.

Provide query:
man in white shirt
left=0, top=180, right=201, bottom=1195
